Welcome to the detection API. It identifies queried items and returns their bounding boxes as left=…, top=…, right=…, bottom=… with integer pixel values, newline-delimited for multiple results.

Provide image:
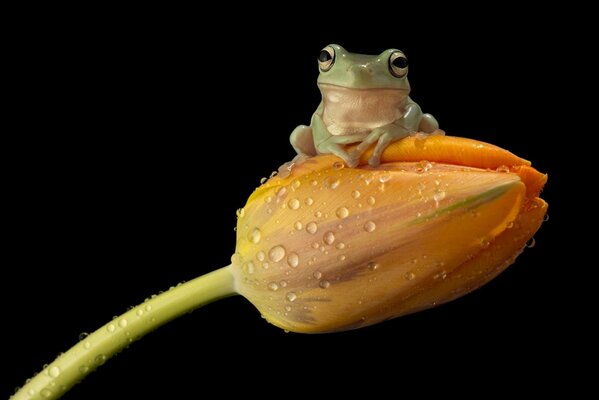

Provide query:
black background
left=4, top=7, right=586, bottom=399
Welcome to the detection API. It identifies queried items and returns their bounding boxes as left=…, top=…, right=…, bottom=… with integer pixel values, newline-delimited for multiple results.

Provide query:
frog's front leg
left=349, top=100, right=424, bottom=166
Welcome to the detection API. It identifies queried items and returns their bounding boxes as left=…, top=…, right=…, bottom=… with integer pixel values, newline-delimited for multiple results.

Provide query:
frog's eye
left=318, top=46, right=335, bottom=72
left=389, top=51, right=409, bottom=78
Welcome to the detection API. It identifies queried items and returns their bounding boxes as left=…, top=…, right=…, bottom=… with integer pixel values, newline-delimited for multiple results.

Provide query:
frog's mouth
left=318, top=83, right=409, bottom=92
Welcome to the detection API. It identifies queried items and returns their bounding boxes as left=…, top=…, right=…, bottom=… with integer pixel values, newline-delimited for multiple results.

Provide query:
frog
left=290, top=44, right=440, bottom=167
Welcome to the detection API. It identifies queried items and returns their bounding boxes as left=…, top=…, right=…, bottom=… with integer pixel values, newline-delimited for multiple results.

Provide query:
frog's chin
left=318, top=83, right=409, bottom=92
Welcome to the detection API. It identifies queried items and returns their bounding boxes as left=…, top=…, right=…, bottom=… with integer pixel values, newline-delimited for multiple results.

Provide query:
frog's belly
left=320, top=85, right=407, bottom=136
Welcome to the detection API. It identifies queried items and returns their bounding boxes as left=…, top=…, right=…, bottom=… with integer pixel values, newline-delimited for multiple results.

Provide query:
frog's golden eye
left=318, top=46, right=335, bottom=72
left=389, top=51, right=409, bottom=78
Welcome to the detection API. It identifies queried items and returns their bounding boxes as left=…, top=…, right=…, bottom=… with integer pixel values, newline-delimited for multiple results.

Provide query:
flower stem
left=13, top=266, right=236, bottom=400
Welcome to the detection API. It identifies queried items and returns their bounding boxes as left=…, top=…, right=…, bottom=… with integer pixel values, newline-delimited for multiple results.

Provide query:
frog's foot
left=418, top=113, right=439, bottom=133
left=349, top=126, right=411, bottom=167
left=290, top=125, right=317, bottom=156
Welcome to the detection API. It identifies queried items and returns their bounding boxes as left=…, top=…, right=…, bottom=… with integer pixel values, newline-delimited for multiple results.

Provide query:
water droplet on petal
left=496, top=165, right=510, bottom=173
left=292, top=180, right=301, bottom=189
left=543, top=214, right=550, bottom=222
left=323, top=231, right=336, bottom=245
left=336, top=207, right=349, bottom=219
left=248, top=228, right=262, bottom=244
left=79, top=365, right=90, bottom=374
left=118, top=319, right=128, bottom=328
left=257, top=251, right=265, bottom=261
left=335, top=242, right=346, bottom=250
left=268, top=282, right=279, bottom=291
left=107, top=324, right=115, bottom=333
left=246, top=261, right=255, bottom=274
left=364, top=221, right=376, bottom=232
left=367, top=196, right=376, bottom=206
left=276, top=187, right=287, bottom=197
left=83, top=341, right=91, bottom=349
left=352, top=190, right=361, bottom=199
left=526, top=237, right=536, bottom=248
left=306, top=222, right=318, bottom=234
left=78, top=332, right=89, bottom=341
left=288, top=198, right=300, bottom=210
left=294, top=221, right=303, bottom=230
left=319, top=280, right=330, bottom=289
left=287, top=252, right=299, bottom=268
left=405, top=271, right=416, bottom=280
left=367, top=262, right=379, bottom=271
left=313, top=271, right=322, bottom=279
left=333, top=161, right=344, bottom=170
left=286, top=292, right=297, bottom=302
left=269, top=245, right=286, bottom=262
left=324, top=177, right=340, bottom=189
left=41, top=389, right=52, bottom=398
left=379, top=174, right=391, bottom=183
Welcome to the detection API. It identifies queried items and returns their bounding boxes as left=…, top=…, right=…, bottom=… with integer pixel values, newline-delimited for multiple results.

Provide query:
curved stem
left=13, top=266, right=237, bottom=400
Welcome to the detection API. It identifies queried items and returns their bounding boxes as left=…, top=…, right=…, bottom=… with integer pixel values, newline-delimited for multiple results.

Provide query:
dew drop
left=79, top=365, right=90, bottom=374
left=543, top=214, right=550, bottom=222
left=294, top=221, right=303, bottom=230
left=83, top=341, right=91, bottom=350
left=246, top=261, right=255, bottom=274
left=379, top=174, right=391, bottom=183
left=78, top=332, right=89, bottom=341
left=118, top=319, right=128, bottom=328
left=367, top=262, right=379, bottom=271
left=526, top=237, right=536, bottom=248
left=284, top=305, right=292, bottom=312
left=286, top=292, right=297, bottom=302
left=352, top=190, right=361, bottom=199
left=41, top=389, right=52, bottom=398
left=312, top=242, right=320, bottom=249
left=136, top=309, right=144, bottom=317
left=315, top=210, right=323, bottom=218
left=28, top=389, right=35, bottom=396
left=256, top=251, right=265, bottom=261
left=48, top=366, right=60, bottom=378
left=276, top=187, right=287, bottom=197
left=333, top=161, right=344, bottom=169
left=306, top=222, right=318, bottom=234
left=260, top=177, right=268, bottom=184
left=335, top=242, right=346, bottom=250
left=106, top=324, right=115, bottom=333
left=338, top=254, right=346, bottom=261
left=313, top=271, right=322, bottom=279
left=288, top=198, right=300, bottom=210
left=248, top=228, right=262, bottom=244
left=236, top=208, right=245, bottom=218
left=279, top=280, right=288, bottom=288
left=496, top=165, right=510, bottom=173
left=433, top=190, right=446, bottom=203
left=367, top=196, right=376, bottom=206
left=305, top=197, right=314, bottom=206
left=287, top=252, right=299, bottom=268
left=95, top=354, right=107, bottom=365
left=269, top=245, right=286, bottom=262
left=324, top=177, right=340, bottom=189
left=364, top=221, right=376, bottom=232
left=336, top=207, right=349, bottom=219
left=292, top=179, right=301, bottom=190
left=268, top=282, right=279, bottom=291
left=311, top=180, right=318, bottom=186
left=262, top=262, right=270, bottom=270
left=319, top=280, right=330, bottom=289
left=405, top=271, right=416, bottom=280
left=145, top=304, right=152, bottom=312
left=323, top=231, right=336, bottom=245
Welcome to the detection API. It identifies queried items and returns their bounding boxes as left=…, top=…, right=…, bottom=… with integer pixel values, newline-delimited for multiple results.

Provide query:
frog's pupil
left=392, top=57, right=408, bottom=68
left=319, top=50, right=332, bottom=62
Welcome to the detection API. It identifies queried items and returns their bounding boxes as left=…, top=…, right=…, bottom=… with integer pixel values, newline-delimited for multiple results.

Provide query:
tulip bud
left=231, top=135, right=547, bottom=333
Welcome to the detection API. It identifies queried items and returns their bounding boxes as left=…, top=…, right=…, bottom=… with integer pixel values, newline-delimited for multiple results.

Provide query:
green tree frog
left=290, top=44, right=440, bottom=167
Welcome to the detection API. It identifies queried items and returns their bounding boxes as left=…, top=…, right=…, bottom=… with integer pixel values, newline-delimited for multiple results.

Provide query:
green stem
left=13, top=266, right=237, bottom=400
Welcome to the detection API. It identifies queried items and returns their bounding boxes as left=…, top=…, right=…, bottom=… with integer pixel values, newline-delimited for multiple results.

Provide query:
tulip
left=13, top=134, right=546, bottom=399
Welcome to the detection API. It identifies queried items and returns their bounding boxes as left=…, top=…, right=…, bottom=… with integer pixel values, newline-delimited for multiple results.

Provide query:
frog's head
left=316, top=44, right=411, bottom=92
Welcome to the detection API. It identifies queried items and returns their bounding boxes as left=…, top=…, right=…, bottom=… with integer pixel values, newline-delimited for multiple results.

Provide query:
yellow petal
left=232, top=148, right=544, bottom=332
